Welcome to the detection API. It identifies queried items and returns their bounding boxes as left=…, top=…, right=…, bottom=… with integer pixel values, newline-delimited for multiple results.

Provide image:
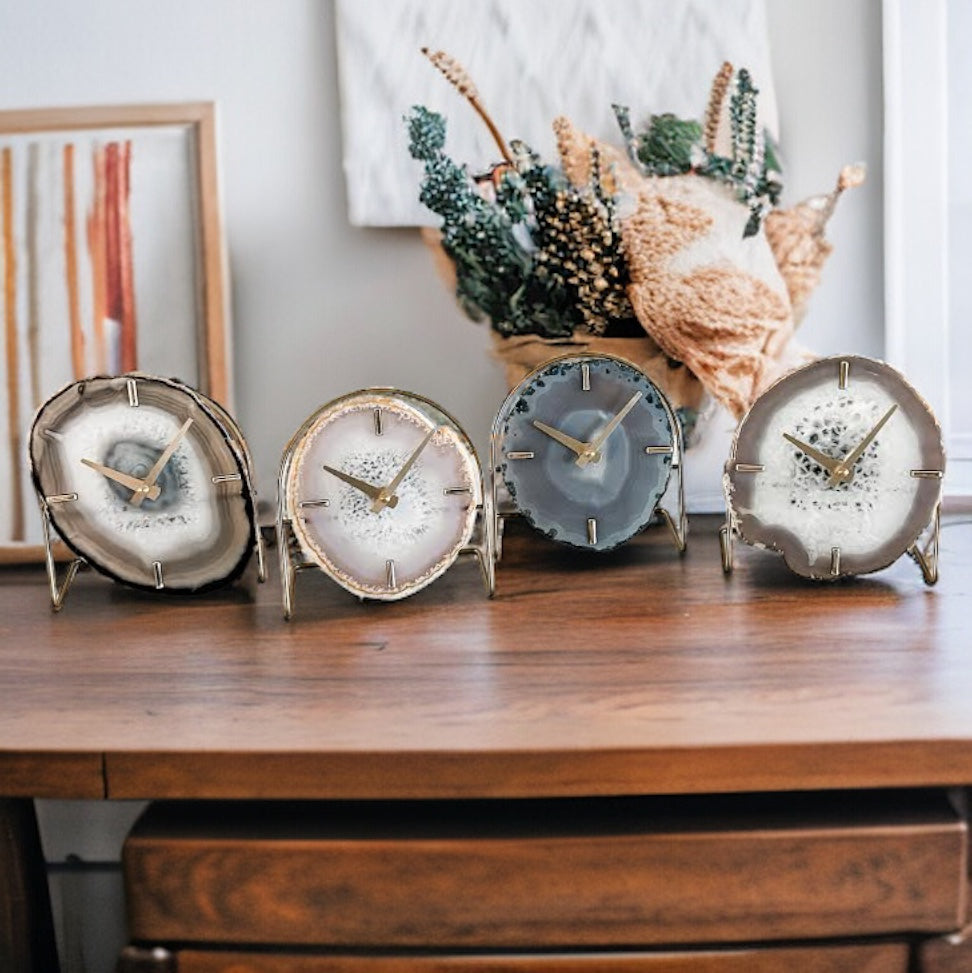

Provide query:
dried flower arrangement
left=407, top=50, right=864, bottom=434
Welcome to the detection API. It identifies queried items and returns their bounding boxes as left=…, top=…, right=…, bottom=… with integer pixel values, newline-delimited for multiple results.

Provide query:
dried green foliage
left=407, top=106, right=637, bottom=339
left=614, top=66, right=783, bottom=237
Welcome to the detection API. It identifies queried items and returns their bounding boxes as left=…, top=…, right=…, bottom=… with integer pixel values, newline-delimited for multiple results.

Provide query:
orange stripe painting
left=2, top=146, right=24, bottom=542
left=63, top=142, right=85, bottom=381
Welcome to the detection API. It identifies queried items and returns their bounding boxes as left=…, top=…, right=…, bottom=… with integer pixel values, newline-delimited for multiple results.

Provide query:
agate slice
left=29, top=374, right=257, bottom=593
left=283, top=391, right=481, bottom=600
left=724, top=356, right=944, bottom=579
left=494, top=355, right=677, bottom=550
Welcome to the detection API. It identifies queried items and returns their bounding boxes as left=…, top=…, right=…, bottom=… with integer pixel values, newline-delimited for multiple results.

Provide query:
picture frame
left=0, top=102, right=230, bottom=561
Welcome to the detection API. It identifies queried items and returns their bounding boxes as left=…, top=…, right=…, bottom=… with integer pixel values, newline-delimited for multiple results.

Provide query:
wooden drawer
left=159, top=944, right=911, bottom=973
left=122, top=792, right=966, bottom=949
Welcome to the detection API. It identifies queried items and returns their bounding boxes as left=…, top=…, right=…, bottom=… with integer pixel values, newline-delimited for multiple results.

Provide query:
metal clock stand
left=276, top=452, right=495, bottom=621
left=719, top=503, right=941, bottom=586
left=488, top=421, right=688, bottom=563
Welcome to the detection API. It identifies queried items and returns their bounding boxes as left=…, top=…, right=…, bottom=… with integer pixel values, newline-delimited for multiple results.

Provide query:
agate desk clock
left=277, top=388, right=493, bottom=618
left=490, top=353, right=686, bottom=559
left=721, top=355, right=944, bottom=584
left=29, top=373, right=266, bottom=610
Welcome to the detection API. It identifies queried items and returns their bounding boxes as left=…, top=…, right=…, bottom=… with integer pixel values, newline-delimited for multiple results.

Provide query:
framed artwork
left=0, top=102, right=230, bottom=559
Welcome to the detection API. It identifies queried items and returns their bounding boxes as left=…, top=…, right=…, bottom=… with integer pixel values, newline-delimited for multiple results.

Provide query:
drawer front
left=124, top=795, right=966, bottom=948
left=171, top=945, right=910, bottom=973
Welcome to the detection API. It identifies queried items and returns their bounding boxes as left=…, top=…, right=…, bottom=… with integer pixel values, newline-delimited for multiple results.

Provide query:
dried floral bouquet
left=407, top=49, right=864, bottom=435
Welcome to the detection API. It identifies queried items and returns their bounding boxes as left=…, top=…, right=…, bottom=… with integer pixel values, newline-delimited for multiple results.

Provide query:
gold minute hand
left=322, top=465, right=389, bottom=505
left=532, top=420, right=588, bottom=457
left=781, top=433, right=841, bottom=474
left=578, top=391, right=643, bottom=468
left=80, top=458, right=161, bottom=501
left=372, top=427, right=438, bottom=513
left=827, top=404, right=898, bottom=488
left=130, top=417, right=194, bottom=508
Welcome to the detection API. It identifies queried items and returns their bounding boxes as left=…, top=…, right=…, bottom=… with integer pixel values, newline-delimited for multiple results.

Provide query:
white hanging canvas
left=335, top=0, right=778, bottom=226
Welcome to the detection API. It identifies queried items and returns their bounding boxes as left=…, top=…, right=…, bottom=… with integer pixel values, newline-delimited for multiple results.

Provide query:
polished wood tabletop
left=1, top=512, right=971, bottom=803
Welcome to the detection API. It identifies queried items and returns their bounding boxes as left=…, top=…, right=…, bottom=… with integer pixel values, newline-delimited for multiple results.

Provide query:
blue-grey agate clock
left=490, top=353, right=686, bottom=555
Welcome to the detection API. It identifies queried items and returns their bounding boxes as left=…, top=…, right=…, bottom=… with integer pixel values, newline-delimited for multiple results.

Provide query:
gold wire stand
left=277, top=496, right=493, bottom=621
left=907, top=501, right=941, bottom=585
left=721, top=504, right=941, bottom=586
left=489, top=410, right=688, bottom=565
left=39, top=502, right=85, bottom=612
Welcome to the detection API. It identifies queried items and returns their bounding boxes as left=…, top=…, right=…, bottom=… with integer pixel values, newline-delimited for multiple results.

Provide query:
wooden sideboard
left=2, top=511, right=972, bottom=972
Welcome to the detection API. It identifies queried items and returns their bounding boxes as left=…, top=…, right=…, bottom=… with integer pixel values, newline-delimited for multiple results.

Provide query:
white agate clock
left=29, top=374, right=265, bottom=609
left=721, top=355, right=944, bottom=583
left=491, top=353, right=686, bottom=556
left=277, top=389, right=492, bottom=616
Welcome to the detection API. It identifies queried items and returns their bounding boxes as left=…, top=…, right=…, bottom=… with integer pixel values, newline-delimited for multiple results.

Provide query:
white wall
left=1, top=1, right=883, bottom=970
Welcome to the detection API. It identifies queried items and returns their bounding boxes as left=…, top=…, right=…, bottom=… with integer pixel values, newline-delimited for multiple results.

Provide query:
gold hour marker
left=587, top=518, right=597, bottom=545
left=45, top=492, right=78, bottom=504
left=830, top=547, right=841, bottom=576
left=734, top=463, right=765, bottom=473
left=299, top=498, right=330, bottom=508
left=385, top=559, right=397, bottom=589
left=153, top=561, right=165, bottom=590
left=645, top=445, right=674, bottom=455
left=910, top=469, right=944, bottom=479
left=211, top=473, right=242, bottom=484
left=127, top=378, right=139, bottom=407
left=506, top=451, right=535, bottom=460
left=444, top=486, right=472, bottom=496
left=374, top=408, right=383, bottom=436
left=581, top=364, right=591, bottom=391
left=838, top=360, right=849, bottom=390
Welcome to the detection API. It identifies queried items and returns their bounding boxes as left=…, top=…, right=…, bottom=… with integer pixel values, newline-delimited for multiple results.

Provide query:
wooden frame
left=0, top=103, right=230, bottom=561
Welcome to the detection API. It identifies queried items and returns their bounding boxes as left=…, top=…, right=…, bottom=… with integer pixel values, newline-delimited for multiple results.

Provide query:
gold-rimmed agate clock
left=490, top=353, right=686, bottom=557
left=277, top=389, right=492, bottom=617
left=721, top=355, right=944, bottom=583
left=29, top=374, right=265, bottom=609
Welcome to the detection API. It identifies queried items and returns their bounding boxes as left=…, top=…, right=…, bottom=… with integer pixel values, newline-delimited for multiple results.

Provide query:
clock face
left=725, top=355, right=944, bottom=579
left=284, top=391, right=481, bottom=600
left=29, top=375, right=257, bottom=592
left=494, top=354, right=676, bottom=550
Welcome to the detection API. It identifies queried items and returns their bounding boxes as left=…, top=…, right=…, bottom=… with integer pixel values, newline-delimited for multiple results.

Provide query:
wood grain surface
left=168, top=944, right=911, bottom=973
left=123, top=793, right=965, bottom=948
left=2, top=513, right=972, bottom=800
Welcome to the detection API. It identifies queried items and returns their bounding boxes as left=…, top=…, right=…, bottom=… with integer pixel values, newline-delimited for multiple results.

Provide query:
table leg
left=0, top=798, right=59, bottom=973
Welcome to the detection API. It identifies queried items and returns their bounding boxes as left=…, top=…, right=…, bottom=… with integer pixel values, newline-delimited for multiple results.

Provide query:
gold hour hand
left=372, top=427, right=437, bottom=513
left=781, top=433, right=841, bottom=474
left=80, top=458, right=161, bottom=501
left=826, top=404, right=898, bottom=488
left=322, top=464, right=391, bottom=506
left=532, top=420, right=588, bottom=458
left=130, top=417, right=194, bottom=508
left=578, top=391, right=643, bottom=468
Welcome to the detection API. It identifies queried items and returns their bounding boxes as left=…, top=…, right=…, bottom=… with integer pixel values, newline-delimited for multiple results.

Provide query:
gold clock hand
left=781, top=433, right=841, bottom=474
left=322, top=465, right=391, bottom=506
left=130, top=417, right=194, bottom=508
left=826, top=404, right=898, bottom=488
left=577, top=391, right=643, bottom=468
left=532, top=420, right=589, bottom=458
left=80, top=458, right=161, bottom=501
left=372, top=427, right=438, bottom=513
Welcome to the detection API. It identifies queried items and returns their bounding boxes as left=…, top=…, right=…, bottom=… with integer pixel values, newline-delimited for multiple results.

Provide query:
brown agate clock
left=29, top=374, right=264, bottom=608
left=721, top=355, right=944, bottom=583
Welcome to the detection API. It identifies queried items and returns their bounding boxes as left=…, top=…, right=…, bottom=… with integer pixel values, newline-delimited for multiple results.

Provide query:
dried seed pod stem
left=422, top=47, right=513, bottom=164
left=704, top=61, right=734, bottom=154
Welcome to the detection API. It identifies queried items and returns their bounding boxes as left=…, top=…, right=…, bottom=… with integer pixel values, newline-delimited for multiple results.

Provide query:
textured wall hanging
left=335, top=0, right=778, bottom=226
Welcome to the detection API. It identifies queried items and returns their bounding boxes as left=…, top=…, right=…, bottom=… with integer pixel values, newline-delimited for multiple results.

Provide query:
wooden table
left=2, top=512, right=972, bottom=971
